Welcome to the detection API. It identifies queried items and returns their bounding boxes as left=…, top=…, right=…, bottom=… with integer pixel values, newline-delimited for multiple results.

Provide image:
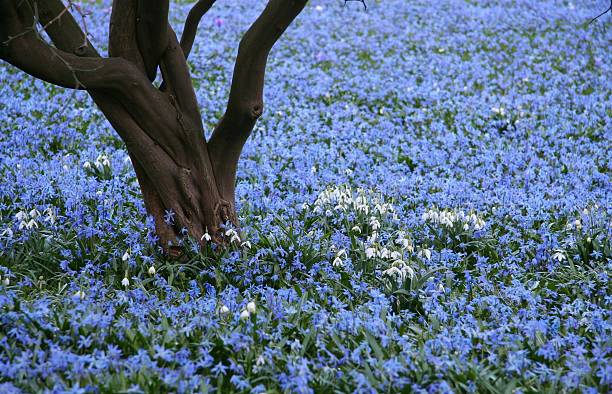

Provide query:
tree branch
left=33, top=0, right=99, bottom=57
left=1, top=0, right=128, bottom=90
left=109, top=0, right=146, bottom=73
left=207, top=0, right=308, bottom=201
left=136, top=0, right=169, bottom=81
left=179, top=0, right=216, bottom=59
left=159, top=24, right=204, bottom=132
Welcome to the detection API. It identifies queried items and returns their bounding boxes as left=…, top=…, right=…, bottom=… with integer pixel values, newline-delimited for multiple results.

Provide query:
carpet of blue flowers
left=1, top=0, right=611, bottom=393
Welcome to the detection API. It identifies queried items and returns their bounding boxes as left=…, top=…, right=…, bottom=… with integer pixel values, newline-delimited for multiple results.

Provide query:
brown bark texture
left=0, top=0, right=308, bottom=252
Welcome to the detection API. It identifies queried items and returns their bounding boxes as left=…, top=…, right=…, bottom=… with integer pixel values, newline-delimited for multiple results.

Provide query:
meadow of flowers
left=0, top=0, right=611, bottom=392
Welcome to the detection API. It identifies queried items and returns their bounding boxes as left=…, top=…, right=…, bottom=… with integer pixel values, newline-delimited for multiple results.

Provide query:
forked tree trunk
left=0, top=0, right=308, bottom=252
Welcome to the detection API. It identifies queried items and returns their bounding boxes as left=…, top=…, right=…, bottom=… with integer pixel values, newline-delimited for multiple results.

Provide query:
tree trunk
left=95, top=94, right=240, bottom=252
left=1, top=0, right=309, bottom=253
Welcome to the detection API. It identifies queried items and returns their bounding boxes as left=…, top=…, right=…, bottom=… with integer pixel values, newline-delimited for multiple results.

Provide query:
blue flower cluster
left=0, top=0, right=610, bottom=393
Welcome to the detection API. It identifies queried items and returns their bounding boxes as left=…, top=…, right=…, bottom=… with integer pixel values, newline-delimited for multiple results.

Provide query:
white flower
left=83, top=161, right=91, bottom=169
left=422, top=249, right=432, bottom=260
left=463, top=223, right=470, bottom=231
left=242, top=241, right=252, bottom=249
left=491, top=106, right=505, bottom=116
left=15, top=211, right=27, bottom=221
left=121, top=277, right=130, bottom=287
left=219, top=305, right=230, bottom=315
left=148, top=266, right=156, bottom=275
left=574, top=219, right=582, bottom=229
left=0, top=228, right=13, bottom=238
left=369, top=217, right=381, bottom=230
left=315, top=5, right=323, bottom=11
left=365, top=247, right=376, bottom=259
left=379, top=248, right=390, bottom=259
left=2, top=277, right=9, bottom=286
left=402, top=264, right=415, bottom=279
left=333, top=256, right=343, bottom=267
left=201, top=231, right=212, bottom=242
left=246, top=301, right=256, bottom=314
left=26, top=219, right=38, bottom=229
left=122, top=251, right=130, bottom=261
left=73, top=290, right=86, bottom=300
left=383, top=266, right=402, bottom=277
left=390, top=251, right=401, bottom=260
left=351, top=225, right=361, bottom=234
left=552, top=251, right=566, bottom=262
left=240, top=310, right=250, bottom=320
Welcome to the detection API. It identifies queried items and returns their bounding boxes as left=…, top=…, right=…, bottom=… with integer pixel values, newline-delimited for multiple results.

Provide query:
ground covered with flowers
left=1, top=0, right=611, bottom=393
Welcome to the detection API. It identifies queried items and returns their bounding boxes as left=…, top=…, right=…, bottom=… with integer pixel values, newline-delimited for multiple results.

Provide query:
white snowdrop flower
left=315, top=5, right=323, bottom=11
left=390, top=251, right=402, bottom=260
left=383, top=266, right=402, bottom=279
left=122, top=251, right=130, bottom=261
left=121, top=277, right=130, bottom=287
left=337, top=249, right=347, bottom=258
left=552, top=251, right=566, bottom=262
left=491, top=106, right=505, bottom=116
left=74, top=290, right=86, bottom=300
left=351, top=225, right=361, bottom=234
left=311, top=166, right=317, bottom=174
left=219, top=305, right=230, bottom=315
left=333, top=256, right=343, bottom=267
left=437, top=283, right=445, bottom=292
left=83, top=161, right=92, bottom=169
left=365, top=248, right=376, bottom=259
left=325, top=209, right=333, bottom=217
left=256, top=355, right=265, bottom=366
left=1, top=228, right=13, bottom=238
left=240, top=310, right=250, bottom=320
left=44, top=208, right=56, bottom=224
left=246, top=301, right=256, bottom=314
left=369, top=217, right=381, bottom=231
left=29, top=209, right=40, bottom=218
left=463, top=223, right=470, bottom=231
left=2, top=277, right=9, bottom=286
left=345, top=168, right=353, bottom=175
left=26, top=219, right=38, bottom=229
left=18, top=221, right=27, bottom=230
left=574, top=219, right=582, bottom=229
left=379, top=248, right=390, bottom=259
left=148, top=266, right=156, bottom=275
left=422, top=249, right=432, bottom=260
left=402, top=264, right=415, bottom=279
left=242, top=241, right=252, bottom=249
left=201, top=231, right=212, bottom=242
left=15, top=211, right=27, bottom=221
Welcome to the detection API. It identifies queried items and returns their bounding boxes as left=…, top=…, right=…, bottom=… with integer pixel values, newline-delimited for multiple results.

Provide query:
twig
left=589, top=0, right=611, bottom=24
